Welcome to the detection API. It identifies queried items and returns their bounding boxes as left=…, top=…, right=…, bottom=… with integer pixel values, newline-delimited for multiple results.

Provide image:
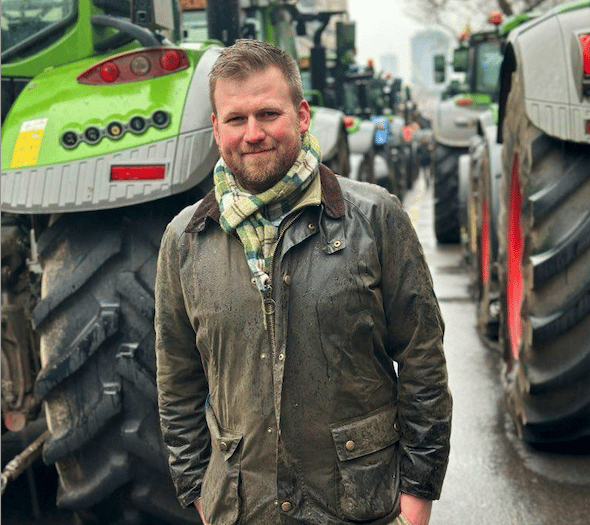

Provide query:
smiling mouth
left=243, top=148, right=273, bottom=157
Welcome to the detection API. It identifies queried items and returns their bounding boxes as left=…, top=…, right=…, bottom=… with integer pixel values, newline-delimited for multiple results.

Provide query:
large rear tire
left=32, top=205, right=201, bottom=524
left=498, top=66, right=590, bottom=444
left=433, top=144, right=467, bottom=244
left=473, top=140, right=500, bottom=340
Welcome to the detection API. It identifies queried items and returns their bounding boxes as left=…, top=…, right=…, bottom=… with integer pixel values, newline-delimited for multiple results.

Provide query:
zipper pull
left=262, top=289, right=275, bottom=331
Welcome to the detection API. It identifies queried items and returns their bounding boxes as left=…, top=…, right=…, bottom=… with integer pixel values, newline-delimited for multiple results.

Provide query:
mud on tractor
left=479, top=1, right=590, bottom=445
left=447, top=0, right=590, bottom=446
left=0, top=0, right=346, bottom=522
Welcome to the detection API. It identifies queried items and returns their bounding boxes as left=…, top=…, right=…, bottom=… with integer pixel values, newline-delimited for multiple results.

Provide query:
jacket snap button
left=333, top=240, right=342, bottom=248
left=219, top=441, right=228, bottom=452
left=394, top=421, right=400, bottom=431
left=345, top=440, right=355, bottom=451
left=283, top=274, right=291, bottom=285
left=308, top=223, right=316, bottom=231
left=281, top=501, right=292, bottom=512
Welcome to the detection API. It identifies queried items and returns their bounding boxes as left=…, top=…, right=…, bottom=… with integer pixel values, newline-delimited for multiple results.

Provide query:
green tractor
left=431, top=14, right=505, bottom=244
left=1, top=0, right=239, bottom=522
left=436, top=1, right=590, bottom=446
left=482, top=0, right=590, bottom=445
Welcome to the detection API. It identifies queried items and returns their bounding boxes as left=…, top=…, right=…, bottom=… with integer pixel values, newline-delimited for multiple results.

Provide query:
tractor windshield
left=474, top=40, right=502, bottom=98
left=1, top=0, right=77, bottom=61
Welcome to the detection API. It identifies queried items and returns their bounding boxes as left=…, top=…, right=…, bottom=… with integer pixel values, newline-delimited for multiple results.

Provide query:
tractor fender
left=347, top=120, right=376, bottom=155
left=474, top=123, right=502, bottom=258
left=310, top=107, right=346, bottom=162
left=432, top=97, right=484, bottom=148
left=458, top=152, right=471, bottom=223
left=1, top=45, right=222, bottom=214
left=499, top=4, right=590, bottom=144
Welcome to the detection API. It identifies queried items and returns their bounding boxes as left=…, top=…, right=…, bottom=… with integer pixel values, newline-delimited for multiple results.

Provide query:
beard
left=224, top=135, right=302, bottom=194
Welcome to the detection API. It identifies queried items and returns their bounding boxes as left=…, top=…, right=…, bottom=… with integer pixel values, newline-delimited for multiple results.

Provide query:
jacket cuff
left=399, top=465, right=446, bottom=500
left=178, top=482, right=202, bottom=508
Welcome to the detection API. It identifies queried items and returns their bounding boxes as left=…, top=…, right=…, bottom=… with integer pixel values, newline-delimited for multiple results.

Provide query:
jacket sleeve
left=378, top=192, right=452, bottom=500
left=155, top=217, right=211, bottom=507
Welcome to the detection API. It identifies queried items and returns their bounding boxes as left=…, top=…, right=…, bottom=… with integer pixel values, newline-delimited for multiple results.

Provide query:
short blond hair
left=209, top=39, right=304, bottom=114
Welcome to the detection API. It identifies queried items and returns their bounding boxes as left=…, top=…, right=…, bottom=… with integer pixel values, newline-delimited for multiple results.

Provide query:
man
left=155, top=40, right=451, bottom=525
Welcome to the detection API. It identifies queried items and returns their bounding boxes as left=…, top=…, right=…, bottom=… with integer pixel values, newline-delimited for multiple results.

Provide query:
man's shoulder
left=335, top=175, right=403, bottom=215
left=165, top=201, right=202, bottom=238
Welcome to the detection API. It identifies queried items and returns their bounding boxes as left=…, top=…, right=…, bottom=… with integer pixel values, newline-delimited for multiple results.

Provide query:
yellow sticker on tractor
left=10, top=118, right=48, bottom=169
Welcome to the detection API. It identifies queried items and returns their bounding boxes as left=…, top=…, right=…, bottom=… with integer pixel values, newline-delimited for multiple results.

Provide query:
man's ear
left=298, top=99, right=311, bottom=134
left=211, top=113, right=220, bottom=145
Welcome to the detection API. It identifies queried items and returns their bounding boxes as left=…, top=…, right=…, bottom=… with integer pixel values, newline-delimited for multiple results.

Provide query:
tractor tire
left=374, top=148, right=399, bottom=197
left=324, top=124, right=351, bottom=178
left=32, top=205, right=201, bottom=524
left=473, top=140, right=500, bottom=340
left=391, top=147, right=407, bottom=201
left=403, top=144, right=417, bottom=191
left=433, top=144, right=467, bottom=244
left=498, top=65, right=590, bottom=444
left=358, top=148, right=376, bottom=185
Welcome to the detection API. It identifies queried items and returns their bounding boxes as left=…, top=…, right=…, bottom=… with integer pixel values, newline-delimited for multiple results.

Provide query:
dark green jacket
left=155, top=165, right=452, bottom=525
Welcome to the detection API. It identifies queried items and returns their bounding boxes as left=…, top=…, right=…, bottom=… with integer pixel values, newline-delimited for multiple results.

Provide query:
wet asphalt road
left=3, top=174, right=590, bottom=525
left=404, top=175, right=590, bottom=525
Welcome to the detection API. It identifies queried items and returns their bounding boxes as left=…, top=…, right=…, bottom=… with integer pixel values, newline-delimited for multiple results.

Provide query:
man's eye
left=261, top=111, right=278, bottom=118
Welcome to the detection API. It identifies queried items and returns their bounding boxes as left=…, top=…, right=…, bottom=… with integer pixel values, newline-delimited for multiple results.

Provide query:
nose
left=244, top=116, right=265, bottom=143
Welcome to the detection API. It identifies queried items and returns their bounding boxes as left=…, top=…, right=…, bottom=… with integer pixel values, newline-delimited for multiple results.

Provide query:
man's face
left=211, top=66, right=311, bottom=194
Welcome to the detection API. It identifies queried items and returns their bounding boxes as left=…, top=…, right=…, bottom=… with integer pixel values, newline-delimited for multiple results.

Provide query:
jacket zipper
left=262, top=212, right=301, bottom=358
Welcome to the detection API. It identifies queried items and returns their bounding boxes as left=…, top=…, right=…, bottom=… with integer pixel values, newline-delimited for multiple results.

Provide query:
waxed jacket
left=155, top=165, right=452, bottom=525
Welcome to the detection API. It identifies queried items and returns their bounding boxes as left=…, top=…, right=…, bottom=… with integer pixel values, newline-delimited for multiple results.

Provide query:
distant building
left=410, top=29, right=452, bottom=94
left=380, top=53, right=399, bottom=77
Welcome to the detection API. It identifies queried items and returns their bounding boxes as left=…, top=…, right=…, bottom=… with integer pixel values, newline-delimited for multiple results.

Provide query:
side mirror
left=453, top=47, right=469, bottom=73
left=434, top=54, right=446, bottom=83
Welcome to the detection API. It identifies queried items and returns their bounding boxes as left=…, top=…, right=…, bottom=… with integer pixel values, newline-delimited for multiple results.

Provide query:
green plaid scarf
left=214, top=132, right=321, bottom=294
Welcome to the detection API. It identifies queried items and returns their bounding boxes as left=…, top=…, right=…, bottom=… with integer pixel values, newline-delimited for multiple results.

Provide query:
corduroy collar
left=184, top=164, right=345, bottom=234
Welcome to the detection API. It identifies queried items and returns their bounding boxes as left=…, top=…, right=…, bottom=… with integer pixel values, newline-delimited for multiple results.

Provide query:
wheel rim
left=506, top=153, right=523, bottom=361
left=480, top=197, right=490, bottom=286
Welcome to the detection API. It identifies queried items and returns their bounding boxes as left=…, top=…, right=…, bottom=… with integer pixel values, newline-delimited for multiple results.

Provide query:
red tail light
left=78, top=48, right=189, bottom=85
left=456, top=97, right=474, bottom=107
left=111, top=165, right=166, bottom=181
left=581, top=34, right=590, bottom=75
left=489, top=11, right=503, bottom=26
left=100, top=62, right=119, bottom=82
left=343, top=116, right=356, bottom=129
left=161, top=50, right=182, bottom=71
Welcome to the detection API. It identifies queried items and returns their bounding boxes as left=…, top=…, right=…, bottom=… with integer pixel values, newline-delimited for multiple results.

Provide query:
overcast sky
left=347, top=0, right=424, bottom=81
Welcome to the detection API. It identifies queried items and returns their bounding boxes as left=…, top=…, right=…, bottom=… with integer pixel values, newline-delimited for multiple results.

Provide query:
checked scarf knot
left=214, top=132, right=321, bottom=295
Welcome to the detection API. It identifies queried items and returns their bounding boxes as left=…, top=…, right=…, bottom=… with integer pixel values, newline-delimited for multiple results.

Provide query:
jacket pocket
left=330, top=404, right=400, bottom=521
left=202, top=405, right=243, bottom=525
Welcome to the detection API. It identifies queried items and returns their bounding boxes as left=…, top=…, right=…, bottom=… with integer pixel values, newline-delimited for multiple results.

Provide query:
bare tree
left=400, top=0, right=564, bottom=37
